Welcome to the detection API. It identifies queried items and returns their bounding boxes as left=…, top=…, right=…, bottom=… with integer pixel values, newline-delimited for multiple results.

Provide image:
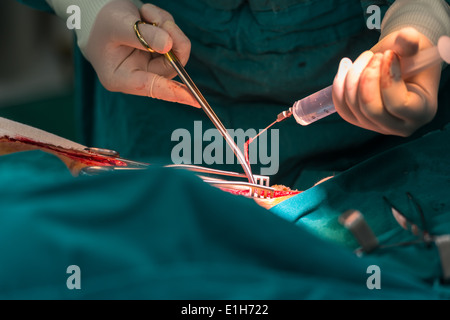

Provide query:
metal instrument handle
left=134, top=21, right=255, bottom=184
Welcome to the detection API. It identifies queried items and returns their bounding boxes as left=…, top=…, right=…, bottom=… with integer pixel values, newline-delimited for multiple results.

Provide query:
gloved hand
left=46, top=0, right=200, bottom=107
left=332, top=27, right=441, bottom=137
left=86, top=0, right=200, bottom=107
left=85, top=0, right=200, bottom=107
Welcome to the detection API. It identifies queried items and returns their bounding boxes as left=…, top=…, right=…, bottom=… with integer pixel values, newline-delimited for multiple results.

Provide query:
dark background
left=0, top=0, right=77, bottom=141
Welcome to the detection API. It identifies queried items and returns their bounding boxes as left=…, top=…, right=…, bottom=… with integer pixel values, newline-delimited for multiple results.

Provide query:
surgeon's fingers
left=131, top=22, right=173, bottom=54
left=358, top=52, right=404, bottom=135
left=344, top=51, right=382, bottom=129
left=140, top=5, right=191, bottom=78
left=146, top=20, right=191, bottom=79
left=379, top=50, right=435, bottom=135
left=333, top=51, right=375, bottom=128
left=102, top=47, right=200, bottom=108
left=332, top=58, right=355, bottom=123
left=148, top=75, right=200, bottom=108
left=134, top=71, right=200, bottom=108
left=104, top=1, right=174, bottom=54
left=160, top=20, right=191, bottom=66
left=140, top=3, right=175, bottom=27
left=112, top=17, right=175, bottom=79
left=139, top=3, right=191, bottom=61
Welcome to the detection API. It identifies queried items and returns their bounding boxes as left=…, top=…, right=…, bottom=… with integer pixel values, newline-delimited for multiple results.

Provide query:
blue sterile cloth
left=0, top=150, right=448, bottom=299
left=270, top=124, right=450, bottom=297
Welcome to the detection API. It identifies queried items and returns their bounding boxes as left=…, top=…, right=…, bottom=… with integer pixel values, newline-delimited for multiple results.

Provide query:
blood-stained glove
left=45, top=0, right=200, bottom=107
left=332, top=0, right=450, bottom=137
left=332, top=27, right=441, bottom=137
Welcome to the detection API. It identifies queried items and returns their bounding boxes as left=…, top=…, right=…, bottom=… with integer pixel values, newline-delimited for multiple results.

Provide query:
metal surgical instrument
left=133, top=21, right=255, bottom=185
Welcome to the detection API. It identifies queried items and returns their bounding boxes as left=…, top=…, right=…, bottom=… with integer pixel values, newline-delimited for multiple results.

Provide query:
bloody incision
left=242, top=120, right=302, bottom=199
left=222, top=187, right=301, bottom=198
left=1, top=136, right=128, bottom=167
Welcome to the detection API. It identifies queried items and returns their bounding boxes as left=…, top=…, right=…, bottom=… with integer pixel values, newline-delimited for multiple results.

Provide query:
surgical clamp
left=133, top=21, right=255, bottom=185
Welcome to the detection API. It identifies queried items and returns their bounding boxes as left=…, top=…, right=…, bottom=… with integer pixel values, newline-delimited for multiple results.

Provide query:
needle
left=244, top=119, right=278, bottom=165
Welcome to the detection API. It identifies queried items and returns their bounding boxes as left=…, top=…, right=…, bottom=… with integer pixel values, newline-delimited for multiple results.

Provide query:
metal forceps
left=133, top=21, right=255, bottom=185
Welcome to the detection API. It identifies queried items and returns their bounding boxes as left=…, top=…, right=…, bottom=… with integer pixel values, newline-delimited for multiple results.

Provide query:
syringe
left=277, top=35, right=450, bottom=126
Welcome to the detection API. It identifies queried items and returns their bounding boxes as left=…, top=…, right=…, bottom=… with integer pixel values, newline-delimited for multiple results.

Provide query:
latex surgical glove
left=47, top=0, right=200, bottom=107
left=332, top=27, right=442, bottom=137
left=88, top=0, right=200, bottom=107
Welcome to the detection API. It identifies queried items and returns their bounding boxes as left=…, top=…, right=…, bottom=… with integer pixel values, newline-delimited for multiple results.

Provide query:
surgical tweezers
left=134, top=21, right=255, bottom=185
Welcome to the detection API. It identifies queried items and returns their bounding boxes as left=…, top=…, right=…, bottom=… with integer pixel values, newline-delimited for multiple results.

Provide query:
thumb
left=380, top=49, right=428, bottom=124
left=129, top=22, right=173, bottom=54
left=392, top=27, right=421, bottom=58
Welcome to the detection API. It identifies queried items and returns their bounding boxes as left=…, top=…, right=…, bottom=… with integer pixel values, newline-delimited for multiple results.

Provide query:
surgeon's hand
left=332, top=27, right=441, bottom=137
left=83, top=0, right=200, bottom=107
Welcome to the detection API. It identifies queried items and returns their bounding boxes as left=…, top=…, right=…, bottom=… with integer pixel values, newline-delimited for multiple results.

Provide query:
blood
left=3, top=136, right=128, bottom=167
left=221, top=187, right=301, bottom=198
left=244, top=138, right=252, bottom=166
left=240, top=119, right=302, bottom=199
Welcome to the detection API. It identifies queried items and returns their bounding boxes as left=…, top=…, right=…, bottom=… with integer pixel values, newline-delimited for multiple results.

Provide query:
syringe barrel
left=290, top=36, right=450, bottom=126
left=291, top=85, right=336, bottom=126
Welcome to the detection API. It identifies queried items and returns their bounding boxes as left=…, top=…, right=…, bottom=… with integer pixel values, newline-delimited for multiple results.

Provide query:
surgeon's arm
left=332, top=0, right=450, bottom=137
left=45, top=0, right=200, bottom=107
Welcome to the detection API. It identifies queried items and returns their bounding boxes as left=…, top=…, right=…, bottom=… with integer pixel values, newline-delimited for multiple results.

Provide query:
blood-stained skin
left=0, top=136, right=128, bottom=167
left=381, top=50, right=401, bottom=89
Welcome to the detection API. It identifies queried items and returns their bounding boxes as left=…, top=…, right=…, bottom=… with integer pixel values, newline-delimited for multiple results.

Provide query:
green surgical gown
left=79, top=0, right=450, bottom=190
left=17, top=0, right=450, bottom=189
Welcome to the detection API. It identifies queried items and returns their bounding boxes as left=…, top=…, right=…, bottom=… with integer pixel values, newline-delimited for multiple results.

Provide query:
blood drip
left=244, top=120, right=277, bottom=166
left=244, top=138, right=252, bottom=167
